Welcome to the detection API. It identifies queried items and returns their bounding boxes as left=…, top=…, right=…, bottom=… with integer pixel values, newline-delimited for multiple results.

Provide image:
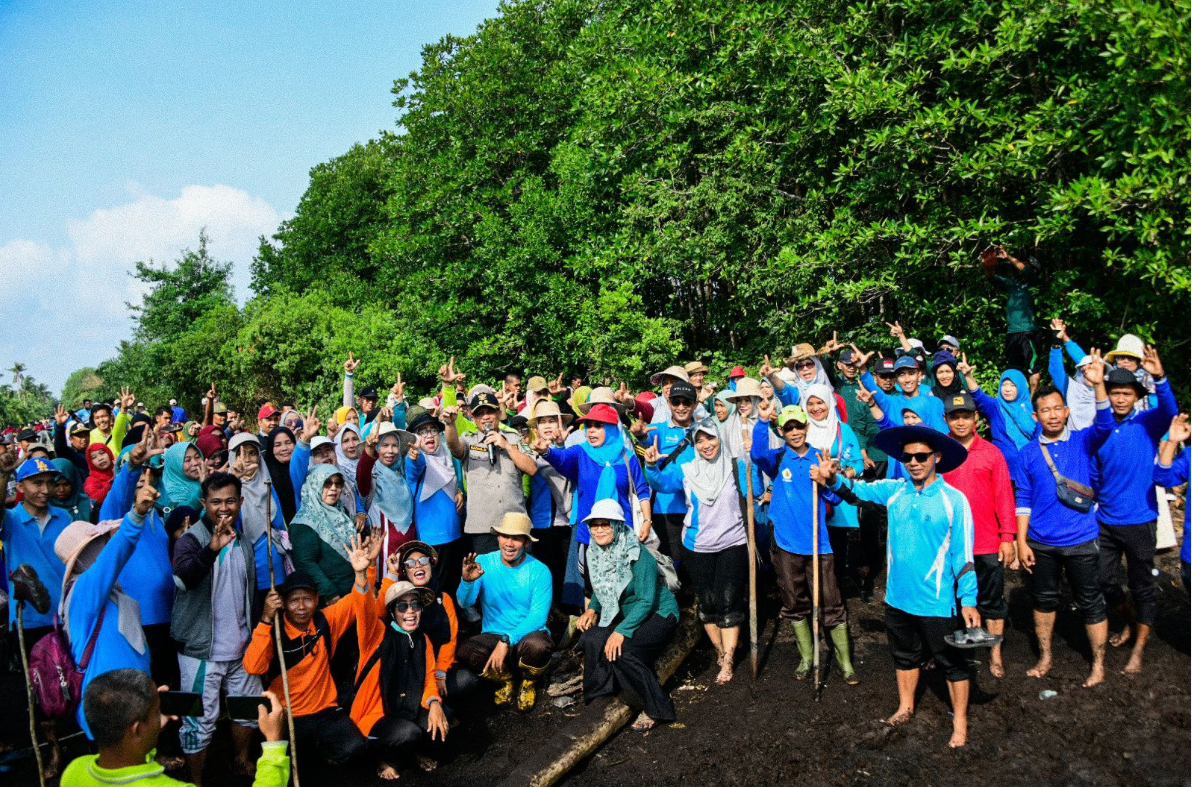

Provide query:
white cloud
left=0, top=185, right=282, bottom=395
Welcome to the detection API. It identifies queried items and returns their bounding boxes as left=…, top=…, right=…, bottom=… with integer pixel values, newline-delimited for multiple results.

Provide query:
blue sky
left=0, top=0, right=500, bottom=393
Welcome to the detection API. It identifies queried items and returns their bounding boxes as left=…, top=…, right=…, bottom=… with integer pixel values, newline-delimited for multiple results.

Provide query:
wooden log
left=494, top=611, right=701, bottom=787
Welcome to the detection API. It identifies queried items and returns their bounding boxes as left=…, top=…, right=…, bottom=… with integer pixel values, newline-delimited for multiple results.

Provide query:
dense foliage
left=70, top=0, right=1191, bottom=412
left=0, top=365, right=55, bottom=426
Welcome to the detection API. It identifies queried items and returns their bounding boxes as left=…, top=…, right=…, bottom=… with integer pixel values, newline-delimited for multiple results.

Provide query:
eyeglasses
left=588, top=520, right=614, bottom=530
left=899, top=451, right=936, bottom=464
left=669, top=398, right=694, bottom=407
left=393, top=600, right=423, bottom=613
left=404, top=556, right=432, bottom=568
left=794, top=360, right=816, bottom=370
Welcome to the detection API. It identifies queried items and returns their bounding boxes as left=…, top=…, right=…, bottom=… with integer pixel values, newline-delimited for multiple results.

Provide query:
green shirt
left=588, top=548, right=680, bottom=638
left=62, top=742, right=289, bottom=787
left=991, top=268, right=1037, bottom=335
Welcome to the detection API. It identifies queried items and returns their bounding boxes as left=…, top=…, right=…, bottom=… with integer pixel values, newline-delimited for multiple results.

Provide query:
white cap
left=583, top=498, right=626, bottom=523
left=169, top=399, right=177, bottom=406
left=310, top=436, right=333, bottom=451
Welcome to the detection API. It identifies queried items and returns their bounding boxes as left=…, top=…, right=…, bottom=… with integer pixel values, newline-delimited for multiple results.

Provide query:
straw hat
left=725, top=377, right=763, bottom=400
left=54, top=519, right=120, bottom=603
left=1104, top=334, right=1145, bottom=362
left=649, top=365, right=690, bottom=386
left=577, top=386, right=626, bottom=414
left=525, top=376, right=550, bottom=395
left=527, top=399, right=573, bottom=429
left=376, top=422, right=416, bottom=449
left=684, top=361, right=710, bottom=376
left=383, top=580, right=435, bottom=609
left=784, top=343, right=817, bottom=365
left=491, top=511, right=538, bottom=542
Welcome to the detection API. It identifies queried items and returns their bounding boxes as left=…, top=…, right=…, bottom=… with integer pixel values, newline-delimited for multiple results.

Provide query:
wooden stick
left=494, top=612, right=700, bottom=787
left=15, top=603, right=46, bottom=787
left=811, top=479, right=821, bottom=701
left=264, top=480, right=300, bottom=786
left=742, top=427, right=759, bottom=679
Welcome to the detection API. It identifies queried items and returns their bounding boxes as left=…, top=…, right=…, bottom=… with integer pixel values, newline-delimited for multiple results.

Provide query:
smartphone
left=226, top=695, right=270, bottom=721
left=159, top=691, right=203, bottom=717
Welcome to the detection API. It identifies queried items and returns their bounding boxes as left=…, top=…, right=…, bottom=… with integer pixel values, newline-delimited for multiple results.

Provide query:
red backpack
left=27, top=606, right=105, bottom=719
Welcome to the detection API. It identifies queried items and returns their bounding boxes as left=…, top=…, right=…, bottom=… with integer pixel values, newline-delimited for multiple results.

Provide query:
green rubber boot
left=791, top=619, right=814, bottom=680
left=830, top=624, right=859, bottom=685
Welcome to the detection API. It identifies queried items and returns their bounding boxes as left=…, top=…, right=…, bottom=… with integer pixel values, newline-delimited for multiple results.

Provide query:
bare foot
left=716, top=654, right=734, bottom=685
left=989, top=660, right=1005, bottom=679
left=884, top=708, right=913, bottom=727
left=416, top=754, right=438, bottom=773
left=948, top=728, right=967, bottom=748
left=1121, top=653, right=1144, bottom=675
left=377, top=762, right=400, bottom=781
left=631, top=711, right=657, bottom=732
left=1109, top=628, right=1132, bottom=648
left=1026, top=657, right=1051, bottom=678
left=1082, top=664, right=1106, bottom=688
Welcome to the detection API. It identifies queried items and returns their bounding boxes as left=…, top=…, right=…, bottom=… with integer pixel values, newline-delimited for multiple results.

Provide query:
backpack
left=28, top=606, right=106, bottom=719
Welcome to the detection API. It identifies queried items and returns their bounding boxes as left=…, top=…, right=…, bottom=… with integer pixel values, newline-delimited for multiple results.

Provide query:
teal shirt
left=991, top=268, right=1037, bottom=334
left=588, top=548, right=679, bottom=638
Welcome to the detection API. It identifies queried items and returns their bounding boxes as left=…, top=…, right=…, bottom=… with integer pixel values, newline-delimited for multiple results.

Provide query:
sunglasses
left=404, top=556, right=432, bottom=569
left=393, top=600, right=423, bottom=613
left=588, top=520, right=614, bottom=529
left=876, top=373, right=896, bottom=380
left=900, top=451, right=936, bottom=464
left=324, top=478, right=345, bottom=488
left=794, top=360, right=816, bottom=370
left=669, top=397, right=694, bottom=407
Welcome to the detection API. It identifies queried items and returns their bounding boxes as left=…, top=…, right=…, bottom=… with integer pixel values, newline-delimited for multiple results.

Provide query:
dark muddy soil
left=4, top=523, right=1188, bottom=787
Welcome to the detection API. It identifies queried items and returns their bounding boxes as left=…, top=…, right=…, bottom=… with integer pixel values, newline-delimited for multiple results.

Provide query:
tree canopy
left=66, top=0, right=1191, bottom=412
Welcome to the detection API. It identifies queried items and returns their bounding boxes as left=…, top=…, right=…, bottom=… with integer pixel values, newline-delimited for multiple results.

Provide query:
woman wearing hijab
left=228, top=432, right=289, bottom=613
left=645, top=420, right=748, bottom=683
left=161, top=441, right=204, bottom=513
left=335, top=421, right=367, bottom=513
left=406, top=411, right=464, bottom=594
left=722, top=379, right=778, bottom=538
left=576, top=499, right=679, bottom=732
left=358, top=422, right=424, bottom=568
left=712, top=389, right=736, bottom=423
left=958, top=360, right=1036, bottom=483
left=51, top=457, right=93, bottom=522
left=84, top=443, right=116, bottom=511
left=289, top=463, right=360, bottom=604
left=803, top=383, right=865, bottom=589
left=765, top=346, right=851, bottom=421
left=263, top=425, right=312, bottom=523
left=930, top=351, right=964, bottom=401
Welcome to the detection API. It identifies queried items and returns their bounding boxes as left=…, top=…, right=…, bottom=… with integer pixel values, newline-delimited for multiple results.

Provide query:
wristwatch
left=498, top=634, right=511, bottom=645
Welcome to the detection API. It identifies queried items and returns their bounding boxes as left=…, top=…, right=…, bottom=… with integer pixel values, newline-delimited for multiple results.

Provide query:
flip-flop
left=945, top=627, right=1003, bottom=649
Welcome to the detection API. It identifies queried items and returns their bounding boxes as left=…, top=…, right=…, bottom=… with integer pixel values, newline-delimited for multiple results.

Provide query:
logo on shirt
left=781, top=468, right=792, bottom=482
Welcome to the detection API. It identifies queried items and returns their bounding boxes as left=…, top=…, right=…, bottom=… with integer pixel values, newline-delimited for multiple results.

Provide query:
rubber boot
left=791, top=619, right=813, bottom=680
left=480, top=666, right=515, bottom=707
left=517, top=660, right=549, bottom=712
left=830, top=624, right=859, bottom=685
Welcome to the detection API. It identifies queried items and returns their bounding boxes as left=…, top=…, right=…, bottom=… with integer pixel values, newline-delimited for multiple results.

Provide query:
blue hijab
left=997, top=369, right=1036, bottom=448
left=367, top=433, right=414, bottom=534
left=162, top=442, right=203, bottom=512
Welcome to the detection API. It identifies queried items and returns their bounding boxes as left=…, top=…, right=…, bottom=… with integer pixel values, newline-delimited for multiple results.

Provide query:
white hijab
left=804, top=383, right=840, bottom=453
left=334, top=422, right=362, bottom=501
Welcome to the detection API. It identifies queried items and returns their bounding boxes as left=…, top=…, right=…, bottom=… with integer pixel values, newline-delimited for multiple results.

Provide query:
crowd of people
left=0, top=247, right=1187, bottom=782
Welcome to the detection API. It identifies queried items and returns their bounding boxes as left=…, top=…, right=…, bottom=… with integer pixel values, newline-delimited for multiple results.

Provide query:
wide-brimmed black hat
left=407, top=412, right=444, bottom=434
left=874, top=425, right=968, bottom=473
left=1104, top=368, right=1148, bottom=398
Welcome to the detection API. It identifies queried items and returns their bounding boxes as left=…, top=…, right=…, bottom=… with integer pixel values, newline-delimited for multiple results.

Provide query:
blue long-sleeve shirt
left=456, top=551, right=551, bottom=645
left=1015, top=404, right=1115, bottom=547
left=406, top=455, right=463, bottom=545
left=969, top=387, right=1034, bottom=484
left=750, top=421, right=840, bottom=555
left=643, top=420, right=696, bottom=515
left=1094, top=377, right=1177, bottom=525
left=543, top=444, right=650, bottom=544
left=1154, top=449, right=1190, bottom=564
left=66, top=509, right=151, bottom=738
left=832, top=475, right=977, bottom=617
left=862, top=372, right=947, bottom=432
left=2, top=504, right=72, bottom=628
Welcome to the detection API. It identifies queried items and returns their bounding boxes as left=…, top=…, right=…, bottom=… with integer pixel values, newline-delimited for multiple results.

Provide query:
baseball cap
left=213, top=402, right=228, bottom=414
left=278, top=570, right=319, bottom=596
left=943, top=391, right=977, bottom=414
left=257, top=404, right=279, bottom=420
left=169, top=399, right=178, bottom=406
left=837, top=348, right=857, bottom=366
left=777, top=405, right=809, bottom=429
left=509, top=415, right=530, bottom=430
left=359, top=385, right=379, bottom=400
left=470, top=391, right=500, bottom=412
left=893, top=356, right=919, bottom=372
left=310, top=436, right=334, bottom=452
left=16, top=457, right=57, bottom=482
left=874, top=358, right=897, bottom=376
left=939, top=335, right=960, bottom=351
left=668, top=381, right=697, bottom=402
left=17, top=428, right=36, bottom=442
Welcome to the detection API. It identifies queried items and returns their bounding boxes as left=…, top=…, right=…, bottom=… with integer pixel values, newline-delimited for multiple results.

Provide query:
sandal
left=945, top=627, right=1003, bottom=649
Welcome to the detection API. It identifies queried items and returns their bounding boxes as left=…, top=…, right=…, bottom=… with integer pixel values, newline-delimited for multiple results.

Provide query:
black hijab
left=930, top=352, right=964, bottom=400
left=264, top=426, right=298, bottom=523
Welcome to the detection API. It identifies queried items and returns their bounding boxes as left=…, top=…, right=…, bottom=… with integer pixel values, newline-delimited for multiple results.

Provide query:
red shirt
left=943, top=433, right=1015, bottom=555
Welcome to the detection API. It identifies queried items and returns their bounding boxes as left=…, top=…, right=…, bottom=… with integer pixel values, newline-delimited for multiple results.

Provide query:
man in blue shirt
left=1015, top=353, right=1114, bottom=688
left=1094, top=343, right=1175, bottom=675
left=1, top=454, right=74, bottom=776
left=814, top=426, right=978, bottom=749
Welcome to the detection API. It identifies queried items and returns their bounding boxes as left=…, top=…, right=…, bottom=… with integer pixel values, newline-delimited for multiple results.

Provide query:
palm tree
left=9, top=362, right=25, bottom=386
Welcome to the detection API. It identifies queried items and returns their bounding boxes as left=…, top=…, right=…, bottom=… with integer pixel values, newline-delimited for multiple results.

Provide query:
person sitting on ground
left=455, top=512, right=554, bottom=712
left=577, top=499, right=679, bottom=730
left=290, top=464, right=363, bottom=605
left=60, top=670, right=290, bottom=787
left=812, top=425, right=978, bottom=748
left=245, top=538, right=378, bottom=770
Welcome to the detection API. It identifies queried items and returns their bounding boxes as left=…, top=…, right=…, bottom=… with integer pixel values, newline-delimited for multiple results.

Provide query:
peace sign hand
left=548, top=373, right=566, bottom=396
left=643, top=435, right=660, bottom=465
left=344, top=352, right=360, bottom=374
left=810, top=449, right=838, bottom=485
left=886, top=321, right=905, bottom=339
left=531, top=433, right=552, bottom=455
left=120, top=387, right=136, bottom=411
left=1084, top=348, right=1106, bottom=385
left=613, top=382, right=631, bottom=402
left=850, top=344, right=875, bottom=368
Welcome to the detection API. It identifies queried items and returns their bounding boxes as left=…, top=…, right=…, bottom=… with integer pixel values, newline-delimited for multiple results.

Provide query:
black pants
left=858, top=462, right=888, bottom=590
left=1028, top=538, right=1106, bottom=623
left=1005, top=330, right=1041, bottom=375
left=532, top=527, right=572, bottom=606
left=456, top=630, right=553, bottom=672
left=827, top=526, right=852, bottom=581
left=684, top=544, right=747, bottom=627
left=1098, top=520, right=1157, bottom=626
left=431, top=538, right=463, bottom=597
left=884, top=605, right=971, bottom=682
left=469, top=533, right=499, bottom=555
left=580, top=613, right=677, bottom=722
left=973, top=553, right=1008, bottom=620
left=292, top=706, right=368, bottom=765
left=442, top=666, right=481, bottom=706
left=143, top=622, right=180, bottom=689
left=654, top=513, right=690, bottom=588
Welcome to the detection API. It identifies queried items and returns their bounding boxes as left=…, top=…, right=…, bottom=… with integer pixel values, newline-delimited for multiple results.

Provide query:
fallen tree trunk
left=494, top=611, right=701, bottom=787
